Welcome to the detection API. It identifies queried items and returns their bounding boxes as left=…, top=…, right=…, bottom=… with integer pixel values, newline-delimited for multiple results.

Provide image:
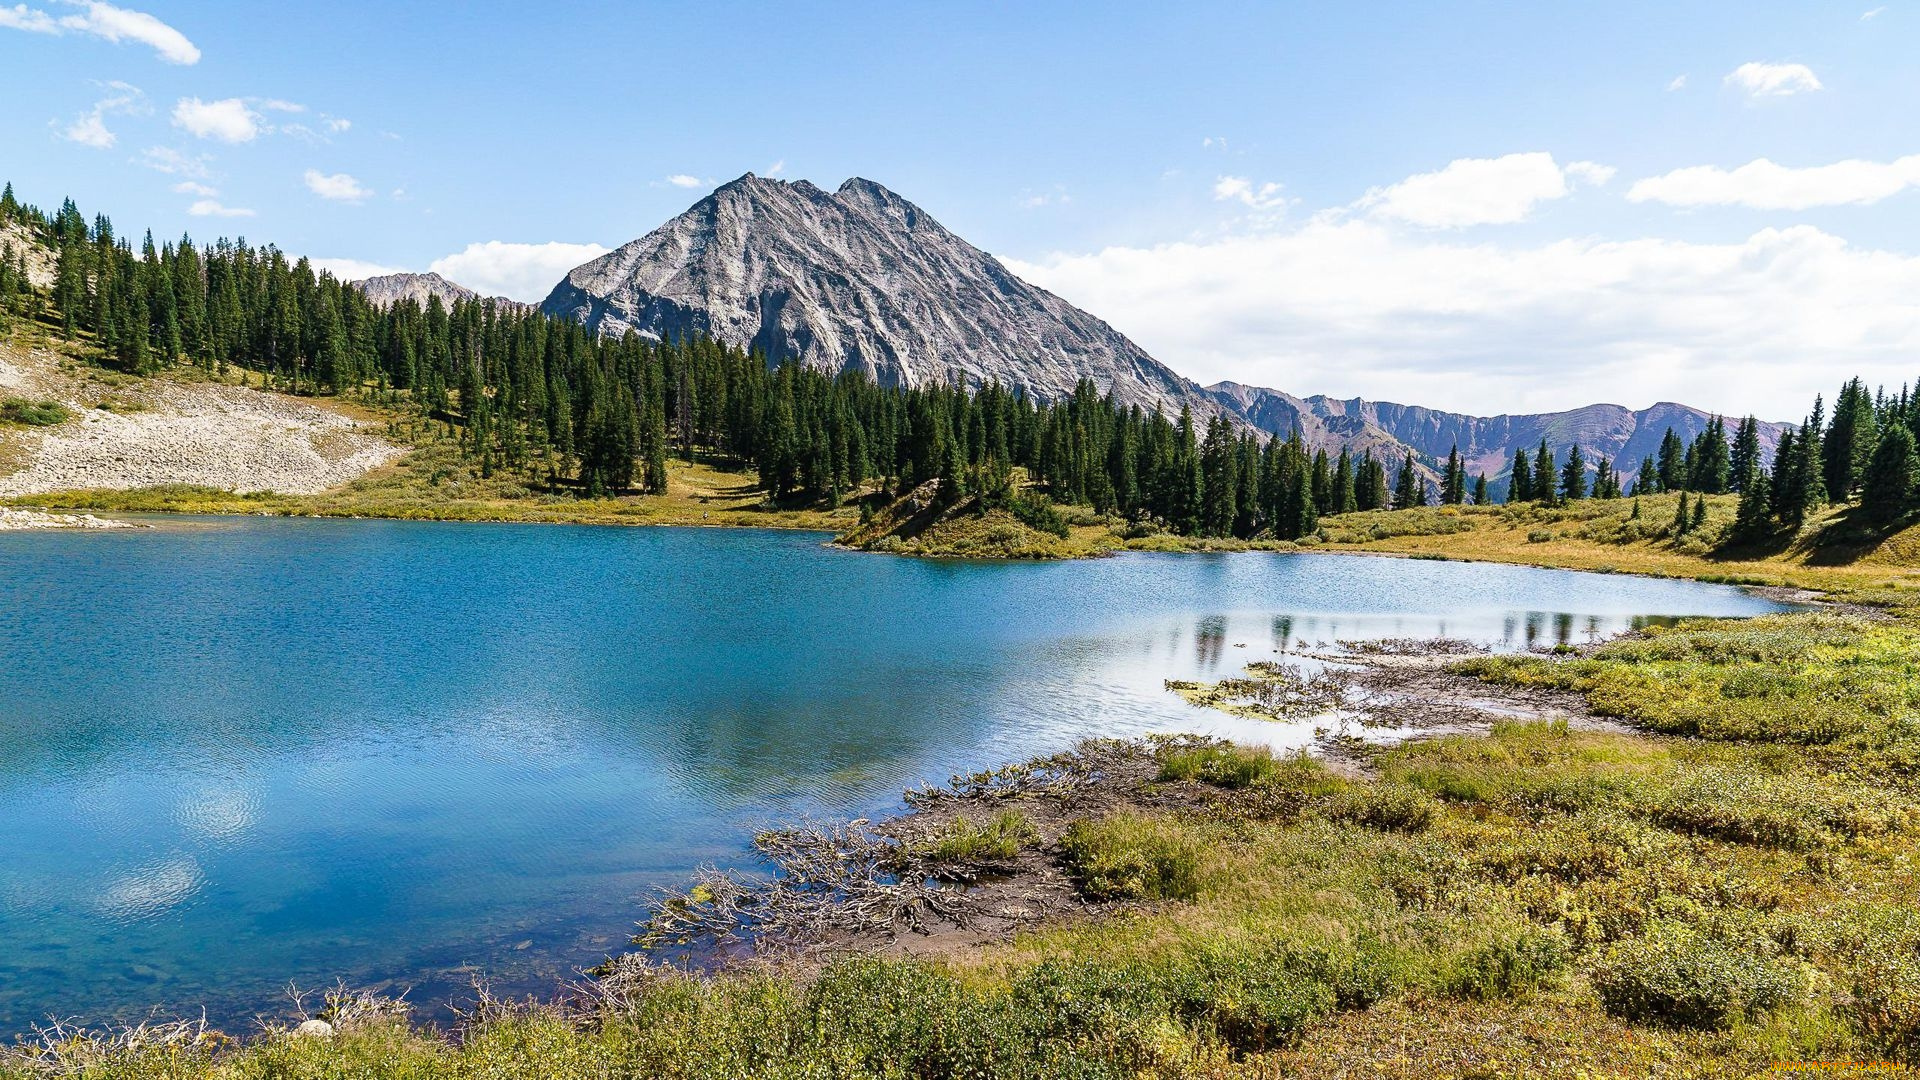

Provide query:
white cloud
left=55, top=79, right=143, bottom=148
left=1862, top=6, right=1886, bottom=19
left=1564, top=160, right=1617, bottom=186
left=1629, top=155, right=1920, bottom=209
left=0, top=1, right=198, bottom=64
left=135, top=145, right=211, bottom=177
left=428, top=241, right=610, bottom=303
left=170, top=180, right=216, bottom=196
left=310, top=257, right=404, bottom=282
left=303, top=169, right=372, bottom=202
left=1357, top=151, right=1575, bottom=228
left=1666, top=74, right=1688, bottom=91
left=325, top=116, right=350, bottom=133
left=1202, top=136, right=1228, bottom=150
left=663, top=174, right=702, bottom=188
left=187, top=198, right=253, bottom=218
left=61, top=109, right=116, bottom=148
left=1006, top=220, right=1920, bottom=420
left=172, top=97, right=260, bottom=142
left=256, top=98, right=303, bottom=113
left=1213, top=175, right=1286, bottom=210
left=1724, top=61, right=1822, bottom=98
left=765, top=159, right=785, bottom=176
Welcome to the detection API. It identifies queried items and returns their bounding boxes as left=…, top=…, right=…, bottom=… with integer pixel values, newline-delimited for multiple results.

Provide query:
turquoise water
left=0, top=519, right=1787, bottom=1031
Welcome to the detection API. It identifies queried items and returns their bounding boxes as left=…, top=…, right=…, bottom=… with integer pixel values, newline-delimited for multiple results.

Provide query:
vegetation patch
left=0, top=397, right=68, bottom=426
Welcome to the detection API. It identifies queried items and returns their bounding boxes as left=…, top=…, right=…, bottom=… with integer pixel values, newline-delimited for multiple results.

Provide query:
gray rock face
left=1208, top=382, right=1791, bottom=493
left=541, top=174, right=1212, bottom=414
left=353, top=272, right=527, bottom=313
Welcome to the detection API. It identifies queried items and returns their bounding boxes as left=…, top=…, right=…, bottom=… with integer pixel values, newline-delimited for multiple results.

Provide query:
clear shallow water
left=0, top=519, right=1786, bottom=1030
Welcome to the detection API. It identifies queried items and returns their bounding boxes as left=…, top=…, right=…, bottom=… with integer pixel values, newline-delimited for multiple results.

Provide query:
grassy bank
left=9, top=440, right=857, bottom=532
left=11, top=599, right=1920, bottom=1077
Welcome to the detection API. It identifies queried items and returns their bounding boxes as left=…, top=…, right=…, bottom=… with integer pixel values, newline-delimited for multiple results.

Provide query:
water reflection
left=0, top=521, right=1790, bottom=1031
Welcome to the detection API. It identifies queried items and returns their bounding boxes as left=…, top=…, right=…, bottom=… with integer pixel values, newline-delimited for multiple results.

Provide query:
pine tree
left=1734, top=470, right=1773, bottom=541
left=1533, top=440, right=1556, bottom=505
left=1673, top=490, right=1691, bottom=535
left=1690, top=495, right=1707, bottom=532
left=1441, top=444, right=1465, bottom=504
left=1393, top=453, right=1422, bottom=509
left=1769, top=428, right=1798, bottom=525
left=1862, top=424, right=1917, bottom=521
left=1728, top=416, right=1761, bottom=493
left=1508, top=448, right=1531, bottom=502
left=1560, top=443, right=1588, bottom=501
left=1472, top=473, right=1488, bottom=506
left=1332, top=447, right=1356, bottom=514
left=1656, top=428, right=1684, bottom=492
left=1633, top=455, right=1657, bottom=496
left=1592, top=456, right=1619, bottom=499
left=1824, top=378, right=1876, bottom=502
left=1690, top=417, right=1731, bottom=494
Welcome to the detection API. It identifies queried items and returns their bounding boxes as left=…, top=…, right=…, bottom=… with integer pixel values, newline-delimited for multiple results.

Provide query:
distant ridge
left=353, top=271, right=528, bottom=313
left=1207, top=382, right=1792, bottom=493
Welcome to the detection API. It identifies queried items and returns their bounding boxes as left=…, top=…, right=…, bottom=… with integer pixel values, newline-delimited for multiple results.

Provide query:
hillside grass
left=13, top=443, right=857, bottom=532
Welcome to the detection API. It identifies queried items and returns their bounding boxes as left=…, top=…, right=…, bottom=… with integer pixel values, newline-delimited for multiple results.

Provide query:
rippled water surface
left=0, top=518, right=1788, bottom=1030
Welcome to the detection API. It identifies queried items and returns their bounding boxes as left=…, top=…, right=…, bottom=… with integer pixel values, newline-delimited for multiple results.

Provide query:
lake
left=0, top=518, right=1788, bottom=1031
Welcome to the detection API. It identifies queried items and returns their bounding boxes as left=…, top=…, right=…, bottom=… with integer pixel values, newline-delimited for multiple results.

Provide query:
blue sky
left=3, top=1, right=1917, bottom=418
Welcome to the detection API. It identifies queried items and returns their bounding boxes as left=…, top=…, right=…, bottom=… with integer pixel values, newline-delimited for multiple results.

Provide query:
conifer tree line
left=8, top=186, right=1915, bottom=537
left=1, top=185, right=1461, bottom=536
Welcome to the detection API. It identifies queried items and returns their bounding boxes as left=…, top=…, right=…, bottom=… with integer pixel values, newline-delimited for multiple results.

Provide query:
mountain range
left=364, top=174, right=1790, bottom=491
left=352, top=271, right=529, bottom=313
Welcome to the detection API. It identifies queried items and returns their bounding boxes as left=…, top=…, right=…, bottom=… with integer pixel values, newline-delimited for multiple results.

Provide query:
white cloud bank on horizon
left=313, top=243, right=611, bottom=302
left=429, top=241, right=610, bottom=302
left=1629, top=155, right=1920, bottom=209
left=1007, top=219, right=1920, bottom=421
left=308, top=257, right=405, bottom=282
left=0, top=0, right=198, bottom=64
left=1354, top=152, right=1612, bottom=228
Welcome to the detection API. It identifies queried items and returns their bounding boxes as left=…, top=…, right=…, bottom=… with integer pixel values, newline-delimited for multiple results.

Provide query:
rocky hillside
left=1210, top=382, right=1791, bottom=493
left=353, top=272, right=528, bottom=313
left=541, top=174, right=1212, bottom=415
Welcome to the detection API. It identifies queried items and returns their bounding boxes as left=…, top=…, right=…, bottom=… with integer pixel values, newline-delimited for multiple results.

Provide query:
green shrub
left=1438, top=924, right=1570, bottom=1001
left=1008, top=493, right=1070, bottom=538
left=1590, top=924, right=1806, bottom=1030
left=1322, top=780, right=1440, bottom=832
left=0, top=397, right=70, bottom=426
left=1061, top=813, right=1203, bottom=901
left=1157, top=742, right=1278, bottom=789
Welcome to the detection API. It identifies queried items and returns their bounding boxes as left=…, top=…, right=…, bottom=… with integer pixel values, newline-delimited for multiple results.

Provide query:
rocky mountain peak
left=352, top=271, right=528, bottom=313
left=539, top=175, right=1211, bottom=414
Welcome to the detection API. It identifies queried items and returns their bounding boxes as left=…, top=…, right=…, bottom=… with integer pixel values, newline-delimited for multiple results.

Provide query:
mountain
left=1209, top=382, right=1791, bottom=492
left=353, top=272, right=528, bottom=313
left=536, top=172, right=1787, bottom=493
left=540, top=173, right=1212, bottom=415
